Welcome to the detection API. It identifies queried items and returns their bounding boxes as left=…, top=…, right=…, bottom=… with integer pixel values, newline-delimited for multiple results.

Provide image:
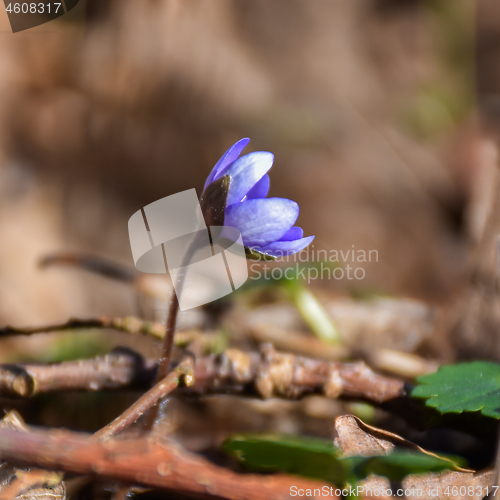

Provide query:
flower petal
left=245, top=174, right=270, bottom=200
left=258, top=235, right=315, bottom=257
left=224, top=152, right=274, bottom=206
left=204, top=138, right=250, bottom=190
left=279, top=226, right=303, bottom=241
left=225, top=197, right=298, bottom=247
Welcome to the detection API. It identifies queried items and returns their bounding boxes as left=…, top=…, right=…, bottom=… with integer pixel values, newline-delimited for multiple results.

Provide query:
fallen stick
left=0, top=344, right=405, bottom=403
left=93, top=356, right=193, bottom=440
left=0, top=426, right=334, bottom=500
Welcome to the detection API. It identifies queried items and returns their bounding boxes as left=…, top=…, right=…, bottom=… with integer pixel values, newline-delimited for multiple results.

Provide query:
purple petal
left=245, top=174, right=270, bottom=200
left=258, top=235, right=315, bottom=257
left=204, top=138, right=250, bottom=190
left=224, top=152, right=274, bottom=206
left=279, top=226, right=303, bottom=241
left=225, top=197, right=298, bottom=247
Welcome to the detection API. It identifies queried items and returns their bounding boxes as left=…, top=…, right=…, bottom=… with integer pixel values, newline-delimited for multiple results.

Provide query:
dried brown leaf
left=335, top=415, right=472, bottom=472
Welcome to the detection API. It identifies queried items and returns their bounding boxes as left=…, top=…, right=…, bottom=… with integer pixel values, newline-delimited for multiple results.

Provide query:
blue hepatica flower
left=203, top=138, right=315, bottom=258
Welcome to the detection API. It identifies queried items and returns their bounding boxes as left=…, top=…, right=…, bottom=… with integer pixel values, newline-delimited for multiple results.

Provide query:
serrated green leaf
left=222, top=433, right=458, bottom=486
left=412, top=361, right=500, bottom=419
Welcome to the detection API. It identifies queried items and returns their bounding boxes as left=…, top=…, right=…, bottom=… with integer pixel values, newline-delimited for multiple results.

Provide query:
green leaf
left=412, top=361, right=500, bottom=419
left=352, top=452, right=461, bottom=482
left=222, top=433, right=347, bottom=485
left=281, top=279, right=342, bottom=344
left=222, top=434, right=457, bottom=486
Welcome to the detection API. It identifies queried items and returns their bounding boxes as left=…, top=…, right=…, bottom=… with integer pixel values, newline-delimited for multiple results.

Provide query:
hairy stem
left=156, top=292, right=180, bottom=383
left=142, top=290, right=180, bottom=429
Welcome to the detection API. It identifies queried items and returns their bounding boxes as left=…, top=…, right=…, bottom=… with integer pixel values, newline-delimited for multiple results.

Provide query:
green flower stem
left=282, top=281, right=342, bottom=345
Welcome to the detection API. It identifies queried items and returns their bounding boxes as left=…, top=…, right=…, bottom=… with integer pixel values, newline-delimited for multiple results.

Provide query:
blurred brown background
left=0, top=0, right=498, bottom=350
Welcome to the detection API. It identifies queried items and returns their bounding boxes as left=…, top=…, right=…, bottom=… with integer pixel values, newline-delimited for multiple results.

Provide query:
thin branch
left=0, top=344, right=405, bottom=403
left=94, top=356, right=193, bottom=440
left=0, top=316, right=165, bottom=341
left=155, top=294, right=180, bottom=382
left=102, top=345, right=188, bottom=500
left=189, top=343, right=405, bottom=403
left=143, top=292, right=181, bottom=430
left=0, top=427, right=334, bottom=500
left=0, top=347, right=155, bottom=397
left=0, top=316, right=221, bottom=350
left=0, top=317, right=121, bottom=337
left=148, top=230, right=207, bottom=428
left=39, top=253, right=137, bottom=283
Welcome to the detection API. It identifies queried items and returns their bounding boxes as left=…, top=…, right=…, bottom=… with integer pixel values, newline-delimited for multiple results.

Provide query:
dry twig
left=191, top=344, right=405, bottom=403
left=0, top=347, right=154, bottom=397
left=0, top=426, right=334, bottom=500
left=0, top=316, right=222, bottom=353
left=0, top=412, right=66, bottom=500
left=39, top=253, right=136, bottom=283
left=94, top=356, right=193, bottom=440
left=0, top=344, right=405, bottom=404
